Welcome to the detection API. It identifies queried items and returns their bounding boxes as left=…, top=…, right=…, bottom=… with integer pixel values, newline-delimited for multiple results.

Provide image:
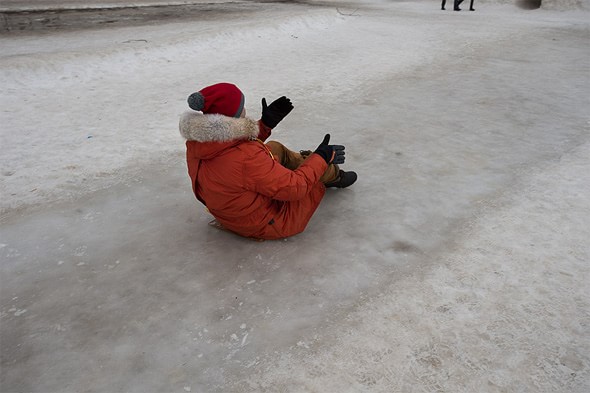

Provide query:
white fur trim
left=179, top=111, right=259, bottom=142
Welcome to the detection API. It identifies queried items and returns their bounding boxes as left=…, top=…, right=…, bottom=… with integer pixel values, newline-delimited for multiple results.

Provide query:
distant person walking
left=441, top=0, right=474, bottom=11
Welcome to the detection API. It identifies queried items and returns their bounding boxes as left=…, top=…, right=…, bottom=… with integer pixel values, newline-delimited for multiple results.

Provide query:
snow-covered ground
left=1, top=1, right=589, bottom=392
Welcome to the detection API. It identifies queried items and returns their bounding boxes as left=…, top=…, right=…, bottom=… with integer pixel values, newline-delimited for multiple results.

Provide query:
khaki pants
left=266, top=141, right=340, bottom=184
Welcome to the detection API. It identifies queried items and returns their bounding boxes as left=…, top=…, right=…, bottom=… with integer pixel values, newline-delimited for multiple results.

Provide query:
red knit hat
left=187, top=83, right=245, bottom=118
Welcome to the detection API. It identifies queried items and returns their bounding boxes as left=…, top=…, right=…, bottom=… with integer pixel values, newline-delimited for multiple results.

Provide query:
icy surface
left=1, top=1, right=589, bottom=392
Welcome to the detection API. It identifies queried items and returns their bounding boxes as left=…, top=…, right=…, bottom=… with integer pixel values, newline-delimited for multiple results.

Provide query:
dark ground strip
left=0, top=3, right=256, bottom=33
left=0, top=1, right=340, bottom=34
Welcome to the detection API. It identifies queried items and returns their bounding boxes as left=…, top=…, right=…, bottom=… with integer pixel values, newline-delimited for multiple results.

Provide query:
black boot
left=325, top=170, right=357, bottom=188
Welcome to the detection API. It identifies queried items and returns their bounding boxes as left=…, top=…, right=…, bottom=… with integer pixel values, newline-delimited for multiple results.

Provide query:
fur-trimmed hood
left=179, top=111, right=259, bottom=143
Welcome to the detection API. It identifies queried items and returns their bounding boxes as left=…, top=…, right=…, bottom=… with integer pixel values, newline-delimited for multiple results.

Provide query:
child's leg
left=266, top=141, right=339, bottom=184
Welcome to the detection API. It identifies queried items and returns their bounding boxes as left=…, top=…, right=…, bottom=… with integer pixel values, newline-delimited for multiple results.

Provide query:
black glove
left=314, top=134, right=345, bottom=165
left=261, top=96, right=294, bottom=129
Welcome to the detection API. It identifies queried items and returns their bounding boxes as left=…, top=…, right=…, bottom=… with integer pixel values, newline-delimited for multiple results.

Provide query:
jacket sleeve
left=243, top=147, right=327, bottom=201
left=256, top=120, right=272, bottom=142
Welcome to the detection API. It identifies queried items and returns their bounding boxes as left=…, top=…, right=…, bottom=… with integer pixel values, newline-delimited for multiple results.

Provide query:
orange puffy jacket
left=179, top=111, right=327, bottom=240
